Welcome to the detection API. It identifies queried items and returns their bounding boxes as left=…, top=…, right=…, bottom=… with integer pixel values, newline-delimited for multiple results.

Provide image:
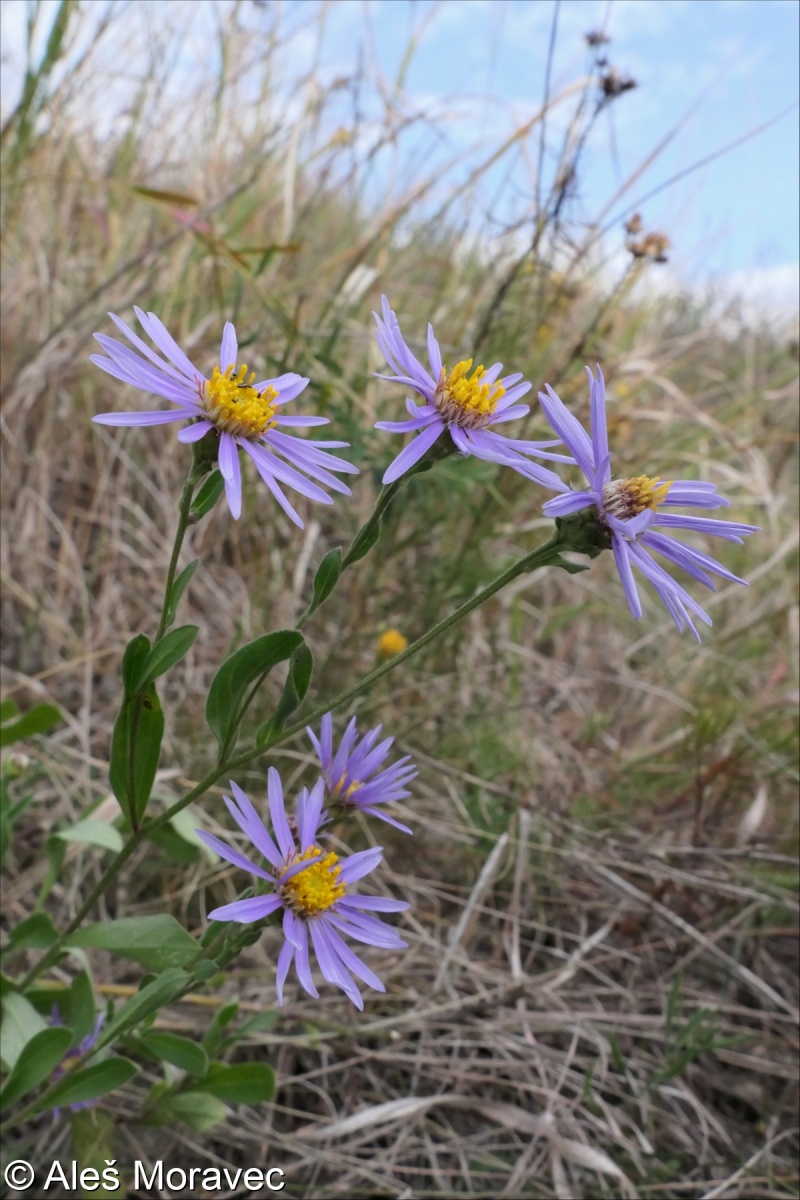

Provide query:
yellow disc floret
left=602, top=474, right=672, bottom=520
left=202, top=363, right=279, bottom=439
left=281, top=845, right=346, bottom=917
left=435, top=359, right=506, bottom=428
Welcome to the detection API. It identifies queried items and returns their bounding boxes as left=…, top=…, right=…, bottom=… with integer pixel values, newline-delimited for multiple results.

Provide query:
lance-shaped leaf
left=190, top=471, right=225, bottom=520
left=307, top=546, right=342, bottom=616
left=257, top=640, right=313, bottom=746
left=0, top=700, right=62, bottom=748
left=0, top=1026, right=73, bottom=1111
left=38, top=1057, right=137, bottom=1112
left=137, top=624, right=198, bottom=687
left=206, top=631, right=302, bottom=759
left=165, top=559, right=198, bottom=629
left=66, top=917, right=198, bottom=974
left=108, top=682, right=164, bottom=827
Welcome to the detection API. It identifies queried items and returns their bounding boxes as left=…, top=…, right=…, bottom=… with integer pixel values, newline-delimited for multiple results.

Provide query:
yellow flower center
left=281, top=844, right=345, bottom=917
left=202, top=363, right=279, bottom=439
left=435, top=359, right=506, bottom=428
left=602, top=474, right=672, bottom=520
left=330, top=773, right=361, bottom=801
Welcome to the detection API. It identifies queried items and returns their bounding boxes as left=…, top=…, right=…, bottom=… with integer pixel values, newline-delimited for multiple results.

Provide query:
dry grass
left=1, top=4, right=798, bottom=1196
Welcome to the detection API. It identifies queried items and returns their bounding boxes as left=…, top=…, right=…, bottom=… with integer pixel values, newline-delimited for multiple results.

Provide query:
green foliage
left=0, top=699, right=62, bottom=747
left=257, top=639, right=314, bottom=744
left=307, top=546, right=343, bottom=616
left=165, top=559, right=199, bottom=629
left=40, top=1057, right=137, bottom=1112
left=190, top=471, right=225, bottom=519
left=0, top=991, right=48, bottom=1070
left=109, top=635, right=166, bottom=829
left=137, top=625, right=198, bottom=687
left=206, top=630, right=303, bottom=759
left=99, top=970, right=191, bottom=1047
left=67, top=918, right=198, bottom=973
left=188, top=1061, right=275, bottom=1104
left=138, top=1031, right=209, bottom=1076
left=148, top=1090, right=228, bottom=1132
left=0, top=1025, right=73, bottom=1110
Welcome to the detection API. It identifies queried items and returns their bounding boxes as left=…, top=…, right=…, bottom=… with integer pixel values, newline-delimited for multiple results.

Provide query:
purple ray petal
left=219, top=322, right=237, bottom=371
left=194, top=829, right=273, bottom=880
left=208, top=894, right=282, bottom=923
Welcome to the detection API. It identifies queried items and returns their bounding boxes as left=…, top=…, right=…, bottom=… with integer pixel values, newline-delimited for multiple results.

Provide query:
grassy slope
left=1, top=4, right=797, bottom=1196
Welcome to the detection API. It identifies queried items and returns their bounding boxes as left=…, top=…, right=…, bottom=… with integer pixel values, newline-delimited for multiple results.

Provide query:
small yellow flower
left=377, top=629, right=408, bottom=659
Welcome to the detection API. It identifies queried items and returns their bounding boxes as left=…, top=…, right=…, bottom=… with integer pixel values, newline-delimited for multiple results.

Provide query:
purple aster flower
left=195, top=769, right=409, bottom=1010
left=372, top=296, right=574, bottom=487
left=307, top=713, right=417, bottom=835
left=538, top=366, right=760, bottom=641
left=91, top=308, right=358, bottom=524
left=50, top=1009, right=104, bottom=1116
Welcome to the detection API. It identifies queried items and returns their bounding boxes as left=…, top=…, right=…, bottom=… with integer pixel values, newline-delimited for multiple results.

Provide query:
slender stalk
left=19, top=531, right=568, bottom=991
left=153, top=471, right=199, bottom=644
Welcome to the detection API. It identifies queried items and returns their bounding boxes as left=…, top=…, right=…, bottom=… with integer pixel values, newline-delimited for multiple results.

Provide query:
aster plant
left=373, top=295, right=574, bottom=487
left=91, top=307, right=357, bottom=524
left=537, top=366, right=760, bottom=640
left=195, top=769, right=409, bottom=1009
left=2, top=294, right=762, bottom=1133
left=307, top=712, right=417, bottom=834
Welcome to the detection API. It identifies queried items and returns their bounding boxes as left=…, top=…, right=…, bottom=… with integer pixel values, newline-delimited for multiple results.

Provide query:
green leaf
left=66, top=917, right=198, bottom=973
left=309, top=546, right=342, bottom=613
left=54, top=819, right=123, bottom=854
left=0, top=992, right=48, bottom=1071
left=138, top=625, right=198, bottom=687
left=257, top=639, right=313, bottom=745
left=39, top=1057, right=137, bottom=1112
left=98, top=969, right=190, bottom=1046
left=68, top=971, right=97, bottom=1047
left=108, top=683, right=164, bottom=826
left=193, top=1061, right=275, bottom=1104
left=149, top=1090, right=227, bottom=1132
left=139, top=1032, right=208, bottom=1076
left=3, top=912, right=58, bottom=953
left=552, top=554, right=590, bottom=576
left=201, top=1000, right=239, bottom=1055
left=190, top=471, right=225, bottom=519
left=0, top=1025, right=73, bottom=1111
left=0, top=699, right=19, bottom=722
left=0, top=701, right=62, bottom=747
left=119, top=634, right=151, bottom=694
left=206, top=631, right=302, bottom=759
left=165, top=559, right=199, bottom=629
left=190, top=960, right=219, bottom=984
left=347, top=518, right=382, bottom=566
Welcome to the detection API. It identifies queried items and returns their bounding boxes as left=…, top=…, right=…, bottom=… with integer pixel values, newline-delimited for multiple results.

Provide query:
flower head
left=538, top=366, right=760, bottom=640
left=50, top=1009, right=104, bottom=1115
left=372, top=296, right=574, bottom=486
left=91, top=308, right=358, bottom=524
left=377, top=628, right=408, bottom=658
left=196, top=769, right=408, bottom=1009
left=308, top=713, right=417, bottom=835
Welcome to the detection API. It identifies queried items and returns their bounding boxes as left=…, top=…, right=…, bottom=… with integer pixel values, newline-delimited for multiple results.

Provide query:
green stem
left=18, top=530, right=567, bottom=991
left=153, top=470, right=199, bottom=644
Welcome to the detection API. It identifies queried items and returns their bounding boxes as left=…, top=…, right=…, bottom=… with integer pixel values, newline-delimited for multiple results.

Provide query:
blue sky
left=323, top=0, right=799, bottom=301
left=3, top=0, right=798, bottom=310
